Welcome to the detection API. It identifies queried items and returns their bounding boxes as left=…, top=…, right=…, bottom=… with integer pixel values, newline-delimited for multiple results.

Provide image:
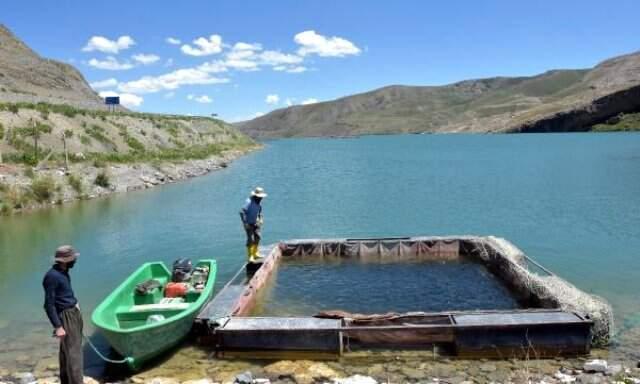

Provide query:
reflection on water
left=252, top=260, right=520, bottom=316
left=1, top=133, right=640, bottom=375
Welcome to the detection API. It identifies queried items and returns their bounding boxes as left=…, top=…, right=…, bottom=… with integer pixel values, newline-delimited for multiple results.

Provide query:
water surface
left=1, top=133, right=640, bottom=374
left=252, top=260, right=521, bottom=316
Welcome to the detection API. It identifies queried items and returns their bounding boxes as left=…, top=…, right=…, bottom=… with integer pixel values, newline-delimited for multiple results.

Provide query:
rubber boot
left=251, top=244, right=260, bottom=262
left=246, top=246, right=253, bottom=262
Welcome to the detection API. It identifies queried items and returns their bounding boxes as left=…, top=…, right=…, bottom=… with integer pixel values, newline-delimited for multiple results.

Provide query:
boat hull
left=92, top=260, right=216, bottom=370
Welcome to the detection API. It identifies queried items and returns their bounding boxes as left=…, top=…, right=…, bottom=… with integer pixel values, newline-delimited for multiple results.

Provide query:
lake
left=1, top=133, right=639, bottom=375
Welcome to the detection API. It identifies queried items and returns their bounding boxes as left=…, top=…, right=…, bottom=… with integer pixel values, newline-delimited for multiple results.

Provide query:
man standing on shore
left=240, top=187, right=267, bottom=263
left=43, top=245, right=83, bottom=384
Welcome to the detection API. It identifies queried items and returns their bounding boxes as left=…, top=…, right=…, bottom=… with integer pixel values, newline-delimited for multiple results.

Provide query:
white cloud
left=259, top=50, right=303, bottom=65
left=82, top=35, right=135, bottom=54
left=197, top=61, right=228, bottom=73
left=181, top=35, right=223, bottom=56
left=285, top=98, right=295, bottom=107
left=233, top=42, right=262, bottom=51
left=98, top=91, right=143, bottom=108
left=164, top=92, right=175, bottom=99
left=89, top=78, right=118, bottom=89
left=254, top=112, right=264, bottom=118
left=227, top=49, right=256, bottom=61
left=224, top=59, right=259, bottom=71
left=265, top=94, right=279, bottom=105
left=301, top=98, right=318, bottom=105
left=118, top=68, right=229, bottom=94
left=294, top=30, right=360, bottom=57
left=166, top=37, right=181, bottom=45
left=187, top=94, right=213, bottom=103
left=286, top=66, right=307, bottom=73
left=132, top=53, right=160, bottom=65
left=88, top=56, right=134, bottom=70
left=164, top=58, right=174, bottom=67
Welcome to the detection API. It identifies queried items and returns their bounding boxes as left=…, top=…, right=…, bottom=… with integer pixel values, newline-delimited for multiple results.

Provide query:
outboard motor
left=171, top=258, right=193, bottom=282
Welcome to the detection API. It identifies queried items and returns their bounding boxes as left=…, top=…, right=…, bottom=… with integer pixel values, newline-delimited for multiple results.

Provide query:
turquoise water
left=1, top=133, right=640, bottom=372
left=252, top=260, right=521, bottom=316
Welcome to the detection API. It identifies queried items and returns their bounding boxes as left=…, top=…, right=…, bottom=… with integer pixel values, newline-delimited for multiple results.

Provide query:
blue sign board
left=105, top=96, right=120, bottom=105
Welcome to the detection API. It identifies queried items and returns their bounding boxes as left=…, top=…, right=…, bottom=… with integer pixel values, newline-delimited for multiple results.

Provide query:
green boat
left=91, top=260, right=217, bottom=370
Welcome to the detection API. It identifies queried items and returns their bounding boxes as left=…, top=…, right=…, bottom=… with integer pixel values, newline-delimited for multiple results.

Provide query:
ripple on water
left=252, top=259, right=521, bottom=316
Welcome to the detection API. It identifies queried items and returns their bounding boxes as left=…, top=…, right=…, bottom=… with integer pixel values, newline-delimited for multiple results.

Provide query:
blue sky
left=3, top=0, right=640, bottom=121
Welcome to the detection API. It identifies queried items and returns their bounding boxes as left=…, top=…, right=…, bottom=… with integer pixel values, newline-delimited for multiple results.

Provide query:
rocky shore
left=2, top=348, right=640, bottom=384
left=0, top=148, right=255, bottom=215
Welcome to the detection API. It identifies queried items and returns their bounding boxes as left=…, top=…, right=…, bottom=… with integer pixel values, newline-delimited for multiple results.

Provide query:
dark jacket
left=42, top=265, right=78, bottom=328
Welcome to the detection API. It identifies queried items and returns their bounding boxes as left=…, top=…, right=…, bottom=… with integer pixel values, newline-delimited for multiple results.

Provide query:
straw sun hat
left=250, top=187, right=267, bottom=198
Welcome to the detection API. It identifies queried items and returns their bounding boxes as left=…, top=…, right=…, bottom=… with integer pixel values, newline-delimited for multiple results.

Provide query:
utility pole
left=32, top=118, right=38, bottom=163
left=62, top=131, right=69, bottom=171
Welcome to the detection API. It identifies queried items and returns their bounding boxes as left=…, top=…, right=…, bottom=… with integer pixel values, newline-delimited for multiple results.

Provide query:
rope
left=82, top=334, right=131, bottom=365
left=521, top=253, right=556, bottom=276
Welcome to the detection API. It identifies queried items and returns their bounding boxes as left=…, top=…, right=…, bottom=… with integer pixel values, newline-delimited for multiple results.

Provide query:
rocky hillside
left=239, top=51, right=640, bottom=138
left=0, top=25, right=105, bottom=109
left=0, top=25, right=255, bottom=215
left=0, top=24, right=253, bottom=165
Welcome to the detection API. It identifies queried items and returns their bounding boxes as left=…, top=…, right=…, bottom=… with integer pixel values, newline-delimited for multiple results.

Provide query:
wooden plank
left=217, top=317, right=342, bottom=352
left=197, top=284, right=246, bottom=321
left=222, top=317, right=341, bottom=330
left=454, top=311, right=585, bottom=327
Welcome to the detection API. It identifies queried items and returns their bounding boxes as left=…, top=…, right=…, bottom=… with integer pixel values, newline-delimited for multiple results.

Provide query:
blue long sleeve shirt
left=241, top=199, right=262, bottom=225
left=42, top=265, right=78, bottom=329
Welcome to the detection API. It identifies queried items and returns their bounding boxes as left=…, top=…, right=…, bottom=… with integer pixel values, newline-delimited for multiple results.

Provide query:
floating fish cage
left=195, top=236, right=613, bottom=359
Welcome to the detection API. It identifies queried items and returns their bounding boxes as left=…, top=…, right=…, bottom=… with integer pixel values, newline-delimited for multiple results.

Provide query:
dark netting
left=275, top=236, right=613, bottom=346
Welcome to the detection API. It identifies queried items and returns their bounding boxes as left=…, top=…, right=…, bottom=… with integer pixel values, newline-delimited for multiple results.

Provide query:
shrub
left=64, top=129, right=74, bottom=138
left=8, top=104, right=19, bottom=114
left=85, top=124, right=114, bottom=146
left=31, top=176, right=57, bottom=203
left=80, top=135, right=92, bottom=145
left=93, top=158, right=106, bottom=168
left=4, top=185, right=29, bottom=209
left=126, top=136, right=145, bottom=152
left=23, top=167, right=35, bottom=178
left=94, top=171, right=110, bottom=188
left=67, top=174, right=83, bottom=194
left=0, top=122, right=4, bottom=139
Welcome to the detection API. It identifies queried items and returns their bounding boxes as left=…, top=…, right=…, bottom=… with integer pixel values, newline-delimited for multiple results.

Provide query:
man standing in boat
left=240, top=187, right=267, bottom=263
left=42, top=245, right=83, bottom=384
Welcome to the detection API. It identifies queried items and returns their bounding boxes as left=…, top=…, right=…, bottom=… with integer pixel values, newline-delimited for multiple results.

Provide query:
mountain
left=0, top=24, right=105, bottom=109
left=0, top=24, right=253, bottom=164
left=238, top=51, right=640, bottom=138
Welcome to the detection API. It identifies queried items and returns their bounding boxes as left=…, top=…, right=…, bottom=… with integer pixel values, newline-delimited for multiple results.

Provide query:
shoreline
left=0, top=146, right=258, bottom=216
left=1, top=351, right=639, bottom=384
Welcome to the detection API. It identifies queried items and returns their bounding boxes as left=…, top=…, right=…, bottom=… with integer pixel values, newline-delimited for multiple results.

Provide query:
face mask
left=67, top=261, right=76, bottom=269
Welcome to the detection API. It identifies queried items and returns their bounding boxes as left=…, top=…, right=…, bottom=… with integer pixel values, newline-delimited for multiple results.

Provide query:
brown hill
left=238, top=51, right=640, bottom=138
left=0, top=25, right=253, bottom=165
left=0, top=24, right=105, bottom=109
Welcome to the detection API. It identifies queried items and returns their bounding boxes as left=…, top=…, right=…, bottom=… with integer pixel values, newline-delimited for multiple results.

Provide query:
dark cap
left=54, top=245, right=79, bottom=263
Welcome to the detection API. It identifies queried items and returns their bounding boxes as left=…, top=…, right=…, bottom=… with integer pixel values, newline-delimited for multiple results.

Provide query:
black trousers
left=244, top=224, right=261, bottom=246
left=59, top=307, right=84, bottom=384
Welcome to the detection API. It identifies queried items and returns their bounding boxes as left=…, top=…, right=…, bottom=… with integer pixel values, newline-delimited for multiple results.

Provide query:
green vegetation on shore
left=590, top=112, right=640, bottom=132
left=0, top=101, right=256, bottom=165
left=0, top=101, right=228, bottom=125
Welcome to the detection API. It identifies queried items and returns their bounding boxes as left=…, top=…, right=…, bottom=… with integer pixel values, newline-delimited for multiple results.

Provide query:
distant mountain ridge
left=238, top=51, right=640, bottom=138
left=0, top=24, right=105, bottom=109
